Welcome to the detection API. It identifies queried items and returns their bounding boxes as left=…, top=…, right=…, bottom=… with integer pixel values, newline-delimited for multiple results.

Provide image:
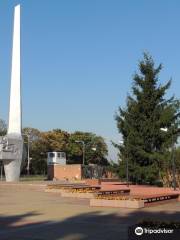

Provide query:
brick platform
left=45, top=180, right=180, bottom=208
left=45, top=188, right=63, bottom=193
left=85, top=179, right=101, bottom=185
left=61, top=191, right=96, bottom=199
left=90, top=198, right=144, bottom=209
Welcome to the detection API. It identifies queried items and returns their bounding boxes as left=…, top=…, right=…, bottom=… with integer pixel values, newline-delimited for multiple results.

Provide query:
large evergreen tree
left=116, top=53, right=180, bottom=184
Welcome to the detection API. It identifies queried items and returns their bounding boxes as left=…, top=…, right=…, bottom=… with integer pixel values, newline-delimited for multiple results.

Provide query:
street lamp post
left=160, top=128, right=176, bottom=190
left=23, top=134, right=30, bottom=175
left=171, top=134, right=176, bottom=191
left=126, top=155, right=129, bottom=187
left=119, top=140, right=129, bottom=187
left=0, top=161, right=3, bottom=181
left=75, top=141, right=96, bottom=166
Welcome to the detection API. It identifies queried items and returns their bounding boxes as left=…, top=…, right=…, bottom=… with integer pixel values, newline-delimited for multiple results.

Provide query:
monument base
left=0, top=135, right=23, bottom=182
left=4, top=158, right=22, bottom=182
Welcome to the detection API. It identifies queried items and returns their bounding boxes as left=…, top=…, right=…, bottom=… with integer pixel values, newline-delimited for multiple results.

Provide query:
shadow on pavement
left=0, top=208, right=180, bottom=240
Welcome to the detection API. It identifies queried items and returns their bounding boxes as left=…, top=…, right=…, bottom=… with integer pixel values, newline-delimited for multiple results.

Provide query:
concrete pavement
left=0, top=182, right=180, bottom=240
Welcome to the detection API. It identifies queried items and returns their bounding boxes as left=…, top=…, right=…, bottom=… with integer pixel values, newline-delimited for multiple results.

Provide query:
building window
left=49, top=152, right=55, bottom=158
left=61, top=152, right=66, bottom=158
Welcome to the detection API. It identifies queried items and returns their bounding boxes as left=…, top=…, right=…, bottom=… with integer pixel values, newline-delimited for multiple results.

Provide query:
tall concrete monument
left=0, top=4, right=23, bottom=181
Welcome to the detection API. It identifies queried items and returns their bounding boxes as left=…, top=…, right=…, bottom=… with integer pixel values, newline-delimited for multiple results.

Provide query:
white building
left=47, top=152, right=66, bottom=165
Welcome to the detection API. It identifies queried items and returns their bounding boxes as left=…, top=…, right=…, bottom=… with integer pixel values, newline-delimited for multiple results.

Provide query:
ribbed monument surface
left=0, top=5, right=23, bottom=182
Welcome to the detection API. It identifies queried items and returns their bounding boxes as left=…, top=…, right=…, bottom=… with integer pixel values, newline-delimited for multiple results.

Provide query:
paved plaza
left=0, top=182, right=180, bottom=240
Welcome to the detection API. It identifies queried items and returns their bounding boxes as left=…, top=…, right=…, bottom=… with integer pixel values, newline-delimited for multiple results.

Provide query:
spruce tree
left=116, top=53, right=180, bottom=184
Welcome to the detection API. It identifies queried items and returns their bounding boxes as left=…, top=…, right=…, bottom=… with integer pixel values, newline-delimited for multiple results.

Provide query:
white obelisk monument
left=2, top=4, right=23, bottom=181
left=8, top=4, right=21, bottom=136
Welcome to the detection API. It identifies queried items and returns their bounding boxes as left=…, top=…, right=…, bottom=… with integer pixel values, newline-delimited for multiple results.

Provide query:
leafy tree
left=30, top=129, right=69, bottom=174
left=0, top=119, right=7, bottom=175
left=106, top=161, right=120, bottom=177
left=41, top=129, right=69, bottom=152
left=23, top=127, right=41, bottom=141
left=68, top=131, right=108, bottom=165
left=0, top=119, right=7, bottom=136
left=115, top=53, right=180, bottom=184
left=22, top=127, right=109, bottom=174
left=22, top=127, right=42, bottom=174
left=162, top=147, right=180, bottom=187
left=174, top=147, right=180, bottom=187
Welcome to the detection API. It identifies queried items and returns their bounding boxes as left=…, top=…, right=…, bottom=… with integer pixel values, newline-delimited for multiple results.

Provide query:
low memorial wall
left=48, top=164, right=82, bottom=180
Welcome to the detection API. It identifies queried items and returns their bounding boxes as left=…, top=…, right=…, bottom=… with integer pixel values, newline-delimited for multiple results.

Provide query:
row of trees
left=23, top=128, right=109, bottom=174
left=0, top=123, right=109, bottom=174
left=115, top=53, right=180, bottom=186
